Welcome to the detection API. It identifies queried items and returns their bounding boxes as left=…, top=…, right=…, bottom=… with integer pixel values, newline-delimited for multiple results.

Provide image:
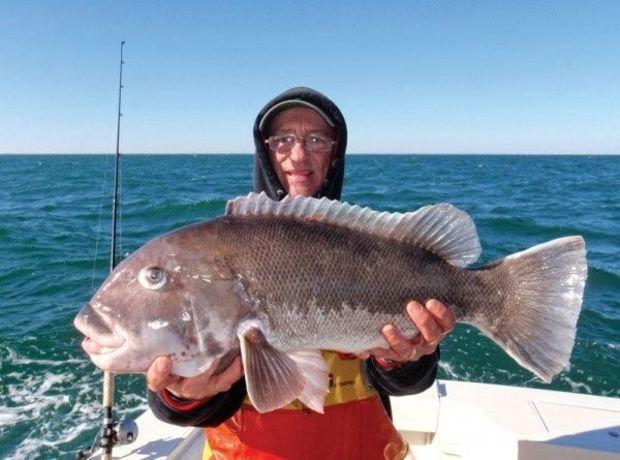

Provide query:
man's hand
left=146, top=355, right=244, bottom=400
left=367, top=299, right=455, bottom=364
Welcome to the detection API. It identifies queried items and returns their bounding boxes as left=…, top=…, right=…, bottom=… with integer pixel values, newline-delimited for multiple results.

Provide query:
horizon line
left=1, top=152, right=618, bottom=156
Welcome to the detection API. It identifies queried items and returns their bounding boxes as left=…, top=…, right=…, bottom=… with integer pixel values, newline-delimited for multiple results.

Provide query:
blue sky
left=1, top=1, right=618, bottom=154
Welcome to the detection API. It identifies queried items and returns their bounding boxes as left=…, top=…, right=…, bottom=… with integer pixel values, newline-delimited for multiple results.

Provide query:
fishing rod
left=78, top=40, right=137, bottom=460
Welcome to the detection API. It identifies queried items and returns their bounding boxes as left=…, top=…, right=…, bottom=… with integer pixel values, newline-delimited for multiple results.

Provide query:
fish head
left=74, top=225, right=246, bottom=376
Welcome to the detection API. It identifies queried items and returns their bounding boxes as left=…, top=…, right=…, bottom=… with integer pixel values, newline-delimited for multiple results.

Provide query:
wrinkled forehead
left=270, top=107, right=335, bottom=136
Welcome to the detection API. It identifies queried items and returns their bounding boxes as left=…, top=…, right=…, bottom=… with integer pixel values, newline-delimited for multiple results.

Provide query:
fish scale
left=217, top=216, right=463, bottom=351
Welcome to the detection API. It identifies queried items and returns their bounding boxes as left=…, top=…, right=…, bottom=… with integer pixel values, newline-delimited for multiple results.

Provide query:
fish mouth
left=74, top=303, right=126, bottom=354
left=83, top=338, right=134, bottom=373
left=81, top=336, right=124, bottom=355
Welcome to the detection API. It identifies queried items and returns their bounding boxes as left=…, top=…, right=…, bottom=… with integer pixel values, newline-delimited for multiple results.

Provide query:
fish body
left=214, top=215, right=481, bottom=353
left=75, top=192, right=587, bottom=413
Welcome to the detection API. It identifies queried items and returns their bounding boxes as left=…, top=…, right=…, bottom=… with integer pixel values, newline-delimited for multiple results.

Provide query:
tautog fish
left=74, top=192, right=587, bottom=413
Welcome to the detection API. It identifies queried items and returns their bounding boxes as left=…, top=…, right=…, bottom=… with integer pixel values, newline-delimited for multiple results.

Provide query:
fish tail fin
left=472, top=236, right=587, bottom=382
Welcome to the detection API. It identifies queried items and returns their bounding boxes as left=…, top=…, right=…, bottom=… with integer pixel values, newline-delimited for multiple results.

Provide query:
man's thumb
left=147, top=357, right=172, bottom=391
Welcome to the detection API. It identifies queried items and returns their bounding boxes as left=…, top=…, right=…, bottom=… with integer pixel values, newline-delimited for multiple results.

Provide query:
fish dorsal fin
left=226, top=192, right=481, bottom=267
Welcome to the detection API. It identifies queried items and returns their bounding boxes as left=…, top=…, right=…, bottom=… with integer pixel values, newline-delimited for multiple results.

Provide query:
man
left=147, top=87, right=455, bottom=459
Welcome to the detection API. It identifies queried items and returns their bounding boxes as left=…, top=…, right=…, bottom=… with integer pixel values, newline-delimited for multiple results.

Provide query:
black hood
left=253, top=87, right=348, bottom=200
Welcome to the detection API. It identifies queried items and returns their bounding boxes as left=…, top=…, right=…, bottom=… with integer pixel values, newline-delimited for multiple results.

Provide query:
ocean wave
left=120, top=199, right=226, bottom=222
left=479, top=215, right=618, bottom=243
left=587, top=265, right=620, bottom=289
left=559, top=376, right=593, bottom=395
left=0, top=343, right=146, bottom=460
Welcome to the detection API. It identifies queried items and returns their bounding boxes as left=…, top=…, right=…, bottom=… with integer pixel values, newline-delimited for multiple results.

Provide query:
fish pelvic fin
left=289, top=350, right=330, bottom=413
left=472, top=236, right=587, bottom=383
left=238, top=321, right=329, bottom=413
left=227, top=192, right=481, bottom=267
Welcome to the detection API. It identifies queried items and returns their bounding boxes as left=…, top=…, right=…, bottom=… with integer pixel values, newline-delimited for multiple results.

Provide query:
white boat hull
left=90, top=380, right=620, bottom=459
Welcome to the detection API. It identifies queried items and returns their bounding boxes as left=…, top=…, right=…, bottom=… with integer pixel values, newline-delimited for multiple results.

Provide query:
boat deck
left=92, top=379, right=620, bottom=459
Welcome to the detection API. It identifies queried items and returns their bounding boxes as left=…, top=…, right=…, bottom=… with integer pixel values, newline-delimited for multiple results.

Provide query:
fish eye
left=139, top=266, right=167, bottom=290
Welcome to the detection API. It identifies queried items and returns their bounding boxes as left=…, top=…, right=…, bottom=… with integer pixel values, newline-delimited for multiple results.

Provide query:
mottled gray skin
left=75, top=213, right=500, bottom=376
left=213, top=215, right=497, bottom=353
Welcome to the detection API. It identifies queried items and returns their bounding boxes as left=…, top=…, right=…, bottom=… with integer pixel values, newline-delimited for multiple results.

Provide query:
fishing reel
left=76, top=417, right=138, bottom=459
left=115, top=417, right=139, bottom=445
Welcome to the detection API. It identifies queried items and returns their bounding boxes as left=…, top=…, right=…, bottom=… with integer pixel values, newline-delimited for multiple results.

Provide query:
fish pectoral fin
left=238, top=326, right=329, bottom=413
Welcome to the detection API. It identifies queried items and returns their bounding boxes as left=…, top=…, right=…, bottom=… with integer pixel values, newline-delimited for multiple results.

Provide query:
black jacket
left=148, top=87, right=439, bottom=427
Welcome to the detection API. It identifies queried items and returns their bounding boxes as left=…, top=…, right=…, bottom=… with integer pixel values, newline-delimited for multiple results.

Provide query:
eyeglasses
left=265, top=133, right=335, bottom=154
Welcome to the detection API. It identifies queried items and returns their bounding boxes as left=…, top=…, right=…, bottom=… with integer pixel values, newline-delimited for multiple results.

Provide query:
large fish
left=74, top=192, right=587, bottom=413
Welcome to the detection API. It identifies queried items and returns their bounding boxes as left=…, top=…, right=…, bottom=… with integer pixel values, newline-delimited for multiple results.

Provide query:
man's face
left=268, top=107, right=336, bottom=198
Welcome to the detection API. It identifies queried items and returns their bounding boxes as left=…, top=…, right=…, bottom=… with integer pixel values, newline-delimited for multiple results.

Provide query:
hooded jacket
left=253, top=86, right=347, bottom=200
left=148, top=87, right=439, bottom=429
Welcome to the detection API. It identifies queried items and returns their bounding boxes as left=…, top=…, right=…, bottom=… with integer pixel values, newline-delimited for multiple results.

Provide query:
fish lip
left=74, top=305, right=125, bottom=349
left=84, top=340, right=133, bottom=372
left=81, top=337, right=125, bottom=356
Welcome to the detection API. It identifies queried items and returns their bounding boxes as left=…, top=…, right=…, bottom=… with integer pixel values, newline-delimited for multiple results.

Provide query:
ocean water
left=0, top=154, right=618, bottom=459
